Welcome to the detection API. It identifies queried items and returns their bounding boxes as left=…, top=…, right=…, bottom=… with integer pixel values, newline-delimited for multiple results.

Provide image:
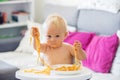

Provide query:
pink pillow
left=82, top=34, right=119, bottom=73
left=64, top=32, right=95, bottom=50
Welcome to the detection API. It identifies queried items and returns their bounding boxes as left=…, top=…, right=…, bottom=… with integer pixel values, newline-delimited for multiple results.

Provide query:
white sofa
left=1, top=2, right=120, bottom=80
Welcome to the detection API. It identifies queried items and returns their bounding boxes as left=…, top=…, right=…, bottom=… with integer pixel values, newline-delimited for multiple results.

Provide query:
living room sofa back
left=43, top=3, right=120, bottom=35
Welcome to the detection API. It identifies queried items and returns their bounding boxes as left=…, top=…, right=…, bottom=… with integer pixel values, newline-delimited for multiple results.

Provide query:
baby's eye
left=56, top=35, right=60, bottom=38
left=47, top=35, right=51, bottom=38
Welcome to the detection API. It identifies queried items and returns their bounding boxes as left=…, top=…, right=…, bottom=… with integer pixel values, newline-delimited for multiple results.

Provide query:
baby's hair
left=44, top=13, right=67, bottom=32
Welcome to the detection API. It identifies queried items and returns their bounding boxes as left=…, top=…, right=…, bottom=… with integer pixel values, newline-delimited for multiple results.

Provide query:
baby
left=31, top=14, right=86, bottom=66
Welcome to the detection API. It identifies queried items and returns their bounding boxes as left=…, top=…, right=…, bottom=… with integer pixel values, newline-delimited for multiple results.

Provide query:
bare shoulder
left=63, top=42, right=73, bottom=49
left=63, top=42, right=74, bottom=55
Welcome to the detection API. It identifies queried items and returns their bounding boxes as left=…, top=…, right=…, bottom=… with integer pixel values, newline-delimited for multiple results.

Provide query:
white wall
left=34, top=0, right=44, bottom=23
left=45, top=0, right=80, bottom=6
left=34, top=0, right=80, bottom=23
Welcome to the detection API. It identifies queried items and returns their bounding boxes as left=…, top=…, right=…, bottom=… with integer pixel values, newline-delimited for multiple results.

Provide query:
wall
left=34, top=0, right=44, bottom=23
left=34, top=0, right=80, bottom=23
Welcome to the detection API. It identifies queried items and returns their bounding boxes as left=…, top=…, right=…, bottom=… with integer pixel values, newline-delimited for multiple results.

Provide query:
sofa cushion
left=82, top=33, right=119, bottom=73
left=64, top=31, right=95, bottom=50
left=77, top=9, right=120, bottom=35
left=91, top=73, right=120, bottom=80
left=111, top=30, right=120, bottom=75
left=15, top=30, right=34, bottom=53
left=0, top=60, right=19, bottom=80
left=15, top=22, right=43, bottom=53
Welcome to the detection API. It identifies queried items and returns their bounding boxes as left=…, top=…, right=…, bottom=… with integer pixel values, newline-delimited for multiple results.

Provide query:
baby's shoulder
left=63, top=42, right=73, bottom=49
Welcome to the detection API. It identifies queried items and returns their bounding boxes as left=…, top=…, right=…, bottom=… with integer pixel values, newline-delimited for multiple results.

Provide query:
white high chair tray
left=16, top=66, right=92, bottom=80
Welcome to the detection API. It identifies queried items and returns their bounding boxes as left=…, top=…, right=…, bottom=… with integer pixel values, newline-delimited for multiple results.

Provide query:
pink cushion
left=64, top=32, right=95, bottom=50
left=82, top=34, right=119, bottom=73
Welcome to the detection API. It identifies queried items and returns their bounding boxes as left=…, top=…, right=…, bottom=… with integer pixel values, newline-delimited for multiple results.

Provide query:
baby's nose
left=50, top=38, right=56, bottom=41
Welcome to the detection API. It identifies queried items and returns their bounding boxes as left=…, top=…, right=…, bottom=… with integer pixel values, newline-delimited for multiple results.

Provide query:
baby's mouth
left=48, top=42, right=55, bottom=46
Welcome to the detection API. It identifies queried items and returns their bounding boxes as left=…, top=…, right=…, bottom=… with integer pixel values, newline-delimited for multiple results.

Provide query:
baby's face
left=45, top=23, right=67, bottom=48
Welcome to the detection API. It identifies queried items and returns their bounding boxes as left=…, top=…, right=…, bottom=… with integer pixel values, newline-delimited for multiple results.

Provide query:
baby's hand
left=73, top=41, right=82, bottom=52
left=31, top=27, right=40, bottom=38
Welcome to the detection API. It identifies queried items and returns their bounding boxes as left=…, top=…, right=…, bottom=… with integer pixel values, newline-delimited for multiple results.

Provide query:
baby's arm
left=32, top=37, right=49, bottom=53
left=31, top=27, right=47, bottom=53
left=33, top=39, right=46, bottom=52
left=31, top=27, right=49, bottom=66
left=73, top=41, right=86, bottom=60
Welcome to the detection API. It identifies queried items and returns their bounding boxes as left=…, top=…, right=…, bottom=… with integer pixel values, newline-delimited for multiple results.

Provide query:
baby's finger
left=74, top=40, right=79, bottom=44
left=73, top=42, right=77, bottom=46
left=76, top=43, right=82, bottom=49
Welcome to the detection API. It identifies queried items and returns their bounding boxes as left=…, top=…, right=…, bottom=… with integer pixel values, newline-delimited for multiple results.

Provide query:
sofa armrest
left=0, top=60, right=19, bottom=80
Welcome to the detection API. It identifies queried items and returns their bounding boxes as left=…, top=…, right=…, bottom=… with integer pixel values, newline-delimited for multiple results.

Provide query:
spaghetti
left=74, top=41, right=81, bottom=65
left=25, top=28, right=81, bottom=75
left=28, top=27, right=52, bottom=75
left=31, top=27, right=41, bottom=64
left=24, top=67, right=51, bottom=75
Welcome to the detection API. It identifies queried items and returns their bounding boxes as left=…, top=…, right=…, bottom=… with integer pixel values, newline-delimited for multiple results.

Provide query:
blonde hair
left=44, top=14, right=67, bottom=32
